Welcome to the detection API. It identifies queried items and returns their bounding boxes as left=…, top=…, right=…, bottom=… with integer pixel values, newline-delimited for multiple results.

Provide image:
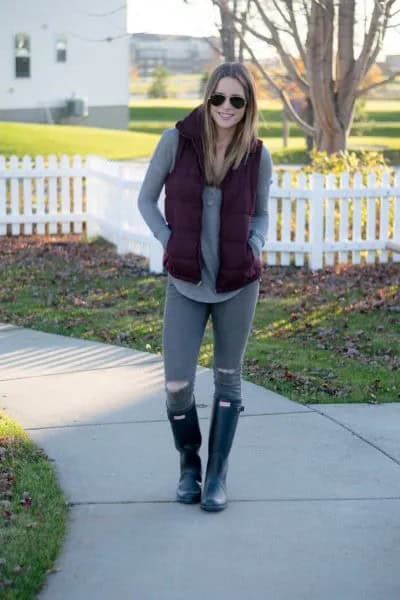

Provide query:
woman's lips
left=217, top=112, right=234, bottom=120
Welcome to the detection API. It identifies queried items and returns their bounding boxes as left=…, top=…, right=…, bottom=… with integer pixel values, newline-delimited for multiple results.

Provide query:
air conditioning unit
left=65, top=97, right=88, bottom=117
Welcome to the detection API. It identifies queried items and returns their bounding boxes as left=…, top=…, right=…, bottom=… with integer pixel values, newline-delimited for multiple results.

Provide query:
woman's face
left=209, top=76, right=246, bottom=134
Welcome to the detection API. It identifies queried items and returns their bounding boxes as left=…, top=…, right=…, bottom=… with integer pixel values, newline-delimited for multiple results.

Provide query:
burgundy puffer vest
left=163, top=105, right=263, bottom=293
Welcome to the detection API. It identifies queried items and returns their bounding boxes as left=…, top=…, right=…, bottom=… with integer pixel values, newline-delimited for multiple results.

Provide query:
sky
left=128, top=0, right=217, bottom=38
left=127, top=0, right=400, bottom=60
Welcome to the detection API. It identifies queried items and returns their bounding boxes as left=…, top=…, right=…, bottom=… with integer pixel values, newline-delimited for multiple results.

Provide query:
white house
left=0, top=0, right=129, bottom=129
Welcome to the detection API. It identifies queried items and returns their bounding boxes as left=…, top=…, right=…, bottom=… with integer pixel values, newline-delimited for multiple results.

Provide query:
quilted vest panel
left=163, top=106, right=263, bottom=293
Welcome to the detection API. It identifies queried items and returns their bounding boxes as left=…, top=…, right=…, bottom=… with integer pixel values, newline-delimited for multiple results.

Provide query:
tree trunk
left=219, top=0, right=237, bottom=61
left=282, top=110, right=289, bottom=147
left=219, top=0, right=397, bottom=156
left=316, top=126, right=347, bottom=154
left=238, top=0, right=252, bottom=62
left=305, top=98, right=314, bottom=153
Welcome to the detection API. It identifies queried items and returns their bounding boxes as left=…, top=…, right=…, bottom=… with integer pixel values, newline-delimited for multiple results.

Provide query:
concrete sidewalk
left=1, top=322, right=400, bottom=599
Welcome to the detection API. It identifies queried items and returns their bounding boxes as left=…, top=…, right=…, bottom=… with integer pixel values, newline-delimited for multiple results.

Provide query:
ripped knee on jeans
left=214, top=366, right=242, bottom=403
left=166, top=380, right=190, bottom=392
left=166, top=380, right=194, bottom=412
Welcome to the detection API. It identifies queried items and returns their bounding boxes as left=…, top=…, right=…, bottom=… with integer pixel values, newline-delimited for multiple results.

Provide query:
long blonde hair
left=202, top=62, right=258, bottom=186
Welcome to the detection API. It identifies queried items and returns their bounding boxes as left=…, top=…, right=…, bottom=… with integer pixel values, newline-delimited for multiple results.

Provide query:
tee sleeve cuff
left=156, top=225, right=171, bottom=249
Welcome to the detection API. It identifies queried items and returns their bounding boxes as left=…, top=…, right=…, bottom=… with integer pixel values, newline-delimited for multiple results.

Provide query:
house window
left=15, top=33, right=30, bottom=78
left=56, top=37, right=67, bottom=63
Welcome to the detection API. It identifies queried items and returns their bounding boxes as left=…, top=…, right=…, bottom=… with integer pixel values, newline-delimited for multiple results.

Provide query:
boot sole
left=200, top=502, right=227, bottom=512
left=177, top=494, right=201, bottom=504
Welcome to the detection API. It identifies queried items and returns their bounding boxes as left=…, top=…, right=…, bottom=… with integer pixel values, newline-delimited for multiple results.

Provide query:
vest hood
left=175, top=105, right=204, bottom=162
left=176, top=105, right=204, bottom=141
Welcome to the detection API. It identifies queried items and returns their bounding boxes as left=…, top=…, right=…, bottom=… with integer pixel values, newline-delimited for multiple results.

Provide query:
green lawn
left=0, top=236, right=399, bottom=405
left=0, top=411, right=68, bottom=598
left=0, top=122, right=159, bottom=160
left=128, top=98, right=400, bottom=112
left=1, top=98, right=400, bottom=163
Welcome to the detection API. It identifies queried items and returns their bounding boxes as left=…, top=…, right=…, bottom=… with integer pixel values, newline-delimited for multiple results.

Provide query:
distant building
left=0, top=0, right=129, bottom=129
left=130, top=33, right=220, bottom=75
left=385, top=55, right=400, bottom=70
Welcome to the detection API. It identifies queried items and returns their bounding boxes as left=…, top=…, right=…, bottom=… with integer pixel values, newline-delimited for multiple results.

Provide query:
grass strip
left=0, top=412, right=68, bottom=598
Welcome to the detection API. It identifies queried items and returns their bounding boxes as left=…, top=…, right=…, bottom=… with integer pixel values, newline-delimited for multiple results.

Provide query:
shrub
left=304, top=149, right=394, bottom=181
left=147, top=67, right=170, bottom=99
left=199, top=71, right=209, bottom=97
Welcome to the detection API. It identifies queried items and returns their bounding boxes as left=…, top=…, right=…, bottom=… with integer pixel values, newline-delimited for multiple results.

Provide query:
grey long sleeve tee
left=138, top=127, right=273, bottom=302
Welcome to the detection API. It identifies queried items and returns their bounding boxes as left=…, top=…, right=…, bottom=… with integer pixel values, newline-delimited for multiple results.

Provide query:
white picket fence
left=0, top=153, right=399, bottom=270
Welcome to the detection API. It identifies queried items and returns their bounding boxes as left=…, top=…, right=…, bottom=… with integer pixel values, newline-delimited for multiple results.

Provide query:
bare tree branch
left=252, top=0, right=310, bottom=91
left=365, top=35, right=385, bottom=75
left=302, top=0, right=310, bottom=22
left=239, top=0, right=252, bottom=61
left=212, top=0, right=237, bottom=60
left=271, top=0, right=292, bottom=27
left=343, top=0, right=394, bottom=119
left=284, top=0, right=308, bottom=66
left=235, top=8, right=297, bottom=43
left=354, top=2, right=385, bottom=78
left=236, top=27, right=315, bottom=136
left=356, top=70, right=400, bottom=96
left=234, top=15, right=275, bottom=44
left=200, top=0, right=399, bottom=153
left=201, top=35, right=225, bottom=57
left=231, top=0, right=310, bottom=93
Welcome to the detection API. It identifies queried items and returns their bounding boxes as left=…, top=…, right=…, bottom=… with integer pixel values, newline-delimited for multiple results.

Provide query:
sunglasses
left=209, top=93, right=247, bottom=110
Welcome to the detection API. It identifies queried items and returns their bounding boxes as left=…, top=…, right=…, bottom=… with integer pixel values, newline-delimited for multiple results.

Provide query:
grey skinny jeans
left=162, top=278, right=260, bottom=412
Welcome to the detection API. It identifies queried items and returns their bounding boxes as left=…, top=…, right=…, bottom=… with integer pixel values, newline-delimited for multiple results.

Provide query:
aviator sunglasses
left=209, top=93, right=247, bottom=110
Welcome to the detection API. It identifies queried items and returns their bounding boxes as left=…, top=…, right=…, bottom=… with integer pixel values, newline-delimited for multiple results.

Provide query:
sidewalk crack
left=67, top=496, right=400, bottom=507
left=307, top=405, right=400, bottom=468
left=23, top=411, right=313, bottom=431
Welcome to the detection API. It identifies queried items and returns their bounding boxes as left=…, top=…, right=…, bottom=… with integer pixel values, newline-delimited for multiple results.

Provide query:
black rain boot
left=200, top=398, right=244, bottom=512
left=166, top=400, right=202, bottom=504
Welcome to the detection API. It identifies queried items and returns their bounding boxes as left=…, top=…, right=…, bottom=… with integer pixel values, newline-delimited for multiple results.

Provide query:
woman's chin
left=214, top=117, right=237, bottom=130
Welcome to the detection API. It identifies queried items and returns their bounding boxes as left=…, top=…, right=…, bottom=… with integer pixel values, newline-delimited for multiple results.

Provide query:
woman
left=138, top=62, right=272, bottom=512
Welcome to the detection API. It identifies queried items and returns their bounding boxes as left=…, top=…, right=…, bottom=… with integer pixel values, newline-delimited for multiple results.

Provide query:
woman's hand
left=157, top=226, right=172, bottom=249
left=248, top=236, right=262, bottom=259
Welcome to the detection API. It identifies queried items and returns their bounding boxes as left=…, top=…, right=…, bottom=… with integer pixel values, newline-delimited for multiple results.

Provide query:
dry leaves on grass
left=0, top=235, right=148, bottom=275
left=260, top=262, right=400, bottom=311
